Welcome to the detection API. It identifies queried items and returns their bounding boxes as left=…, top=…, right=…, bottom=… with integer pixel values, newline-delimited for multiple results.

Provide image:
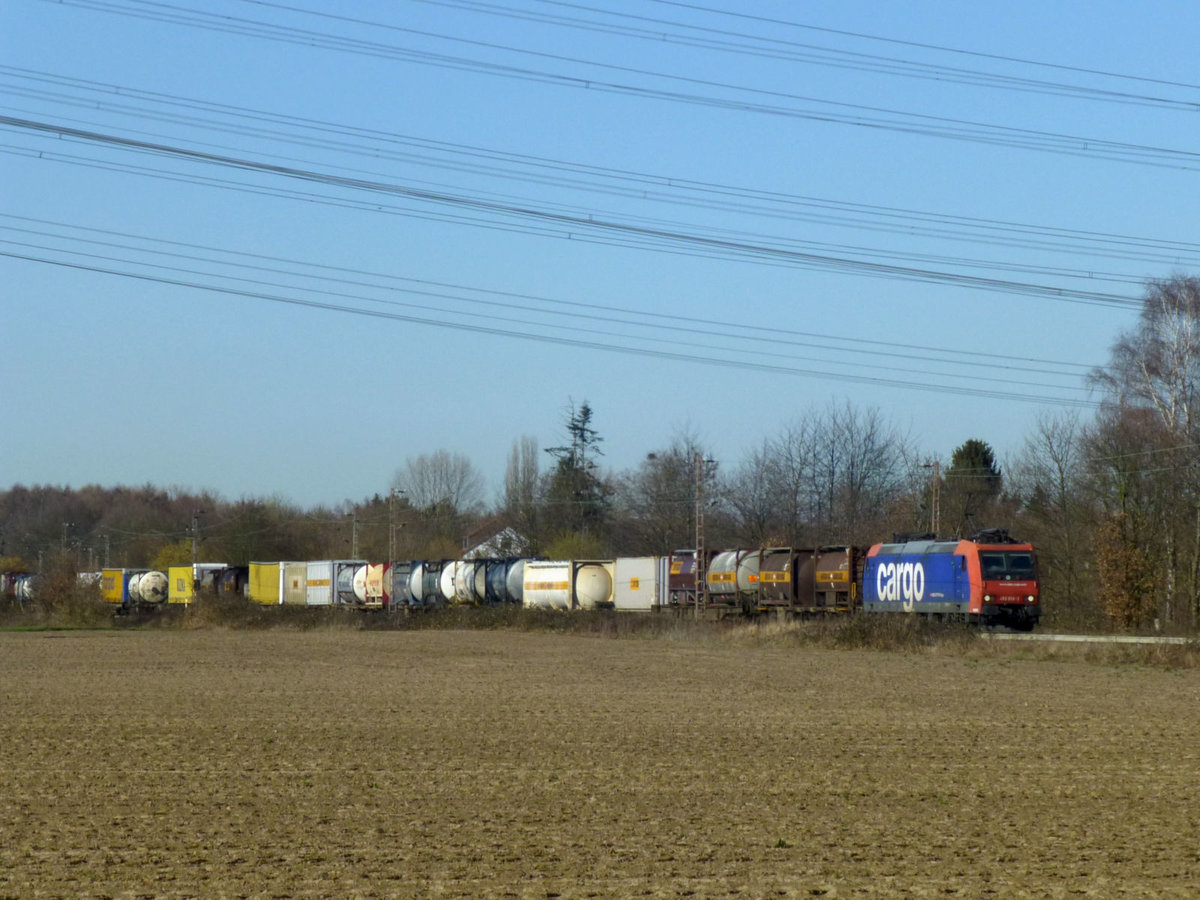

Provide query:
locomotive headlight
left=983, top=594, right=993, bottom=603
left=1026, top=595, right=1035, bottom=603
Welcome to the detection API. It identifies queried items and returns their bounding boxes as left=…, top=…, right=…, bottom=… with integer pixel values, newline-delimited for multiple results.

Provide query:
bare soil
left=1, top=628, right=1198, bottom=898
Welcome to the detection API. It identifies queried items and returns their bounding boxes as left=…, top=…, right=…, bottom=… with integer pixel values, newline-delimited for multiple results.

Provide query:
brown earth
left=1, top=628, right=1198, bottom=899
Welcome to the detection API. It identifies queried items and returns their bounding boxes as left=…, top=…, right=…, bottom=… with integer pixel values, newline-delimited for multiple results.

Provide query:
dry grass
left=2, top=629, right=1199, bottom=898
left=6, top=589, right=1200, bottom=670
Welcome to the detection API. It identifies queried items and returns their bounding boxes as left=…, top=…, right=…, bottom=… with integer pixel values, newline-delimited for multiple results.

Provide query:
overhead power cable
left=44, top=0, right=1200, bottom=170
left=646, top=0, right=1200, bottom=93
left=0, top=213, right=1097, bottom=379
left=411, top=0, right=1200, bottom=111
left=0, top=248, right=1098, bottom=408
left=2, top=67, right=1195, bottom=271
left=4, top=68, right=1195, bottom=274
left=0, top=116, right=1146, bottom=309
left=0, top=113, right=1156, bottom=290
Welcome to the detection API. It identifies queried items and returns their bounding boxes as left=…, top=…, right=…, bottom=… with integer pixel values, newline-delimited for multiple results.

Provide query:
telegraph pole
left=694, top=454, right=714, bottom=617
left=928, top=461, right=941, bottom=536
left=191, top=509, right=204, bottom=566
left=389, top=489, right=406, bottom=567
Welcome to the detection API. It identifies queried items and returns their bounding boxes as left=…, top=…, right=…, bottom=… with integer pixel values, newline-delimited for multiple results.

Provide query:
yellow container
left=249, top=562, right=284, bottom=605
left=100, top=568, right=128, bottom=605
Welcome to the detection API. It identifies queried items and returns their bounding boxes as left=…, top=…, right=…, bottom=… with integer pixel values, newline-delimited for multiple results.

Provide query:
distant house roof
left=462, top=524, right=529, bottom=558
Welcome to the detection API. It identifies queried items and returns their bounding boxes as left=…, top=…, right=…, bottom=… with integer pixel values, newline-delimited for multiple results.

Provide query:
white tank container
left=138, top=570, right=169, bottom=604
left=352, top=565, right=368, bottom=603
left=707, top=551, right=738, bottom=597
left=473, top=561, right=487, bottom=602
left=523, top=560, right=572, bottom=609
left=522, top=560, right=614, bottom=609
left=735, top=551, right=761, bottom=593
left=439, top=564, right=456, bottom=603
left=410, top=562, right=426, bottom=603
left=454, top=560, right=485, bottom=604
left=707, top=550, right=760, bottom=596
left=506, top=559, right=528, bottom=603
left=574, top=562, right=613, bottom=609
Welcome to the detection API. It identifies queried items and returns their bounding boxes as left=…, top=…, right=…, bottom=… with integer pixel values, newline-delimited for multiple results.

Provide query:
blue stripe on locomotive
left=862, top=542, right=970, bottom=615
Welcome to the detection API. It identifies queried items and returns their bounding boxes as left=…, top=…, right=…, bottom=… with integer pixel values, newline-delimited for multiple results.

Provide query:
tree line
left=5, top=277, right=1200, bottom=632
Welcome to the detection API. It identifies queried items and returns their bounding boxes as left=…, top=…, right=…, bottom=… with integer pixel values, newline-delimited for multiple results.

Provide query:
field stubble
left=1, top=627, right=1198, bottom=898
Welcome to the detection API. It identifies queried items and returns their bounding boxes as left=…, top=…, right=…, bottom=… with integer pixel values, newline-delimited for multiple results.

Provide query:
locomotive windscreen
left=980, top=551, right=1036, bottom=580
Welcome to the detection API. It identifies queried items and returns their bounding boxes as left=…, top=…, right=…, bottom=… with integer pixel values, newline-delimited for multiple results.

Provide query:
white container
left=522, top=560, right=614, bottom=610
left=523, top=560, right=571, bottom=609
left=612, top=557, right=667, bottom=611
left=306, top=561, right=334, bottom=605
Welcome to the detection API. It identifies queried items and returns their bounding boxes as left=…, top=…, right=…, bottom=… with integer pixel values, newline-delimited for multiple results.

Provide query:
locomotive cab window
left=980, top=552, right=1036, bottom=580
left=1005, top=553, right=1036, bottom=579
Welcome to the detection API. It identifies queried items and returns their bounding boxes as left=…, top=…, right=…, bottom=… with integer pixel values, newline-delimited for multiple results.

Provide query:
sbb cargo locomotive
left=7, top=530, right=1039, bottom=630
left=862, top=531, right=1039, bottom=630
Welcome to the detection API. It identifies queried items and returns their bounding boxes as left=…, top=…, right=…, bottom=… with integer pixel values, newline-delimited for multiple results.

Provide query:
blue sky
left=2, top=0, right=1198, bottom=508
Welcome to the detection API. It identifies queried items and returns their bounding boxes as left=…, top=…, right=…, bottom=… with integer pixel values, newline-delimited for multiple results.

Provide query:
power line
left=0, top=116, right=1147, bottom=309
left=43, top=0, right=1200, bottom=170
left=0, top=213, right=1097, bottom=381
left=411, top=0, right=1200, bottom=112
left=644, top=0, right=1200, bottom=93
left=0, top=249, right=1098, bottom=408
left=4, top=66, right=1194, bottom=272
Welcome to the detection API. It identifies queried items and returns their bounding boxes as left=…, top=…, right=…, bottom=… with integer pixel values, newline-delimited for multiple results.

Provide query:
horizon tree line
left=5, top=276, right=1200, bottom=631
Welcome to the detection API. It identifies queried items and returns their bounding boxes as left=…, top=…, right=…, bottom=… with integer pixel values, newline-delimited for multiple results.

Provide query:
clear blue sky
left=2, top=0, right=1197, bottom=508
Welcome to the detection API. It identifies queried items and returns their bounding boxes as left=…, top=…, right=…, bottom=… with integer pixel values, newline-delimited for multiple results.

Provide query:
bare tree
left=763, top=420, right=818, bottom=545
left=723, top=403, right=914, bottom=547
left=1012, top=411, right=1096, bottom=625
left=504, top=435, right=540, bottom=549
left=824, top=403, right=913, bottom=541
left=616, top=430, right=715, bottom=554
left=1090, top=275, right=1200, bottom=626
left=392, top=450, right=485, bottom=515
left=724, top=439, right=779, bottom=546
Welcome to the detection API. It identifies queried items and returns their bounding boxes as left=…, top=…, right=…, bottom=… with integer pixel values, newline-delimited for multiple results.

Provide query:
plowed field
left=1, top=629, right=1198, bottom=898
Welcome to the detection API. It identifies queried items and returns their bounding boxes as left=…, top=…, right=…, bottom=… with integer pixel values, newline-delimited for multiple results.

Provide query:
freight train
left=3, top=530, right=1040, bottom=629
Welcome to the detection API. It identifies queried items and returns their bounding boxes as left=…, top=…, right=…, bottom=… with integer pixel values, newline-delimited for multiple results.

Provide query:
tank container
left=336, top=562, right=366, bottom=605
left=505, top=558, right=528, bottom=604
left=365, top=563, right=390, bottom=607
left=135, top=570, right=169, bottom=604
left=438, top=563, right=456, bottom=603
left=707, top=550, right=760, bottom=598
left=409, top=561, right=427, bottom=603
left=522, top=560, right=614, bottom=610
